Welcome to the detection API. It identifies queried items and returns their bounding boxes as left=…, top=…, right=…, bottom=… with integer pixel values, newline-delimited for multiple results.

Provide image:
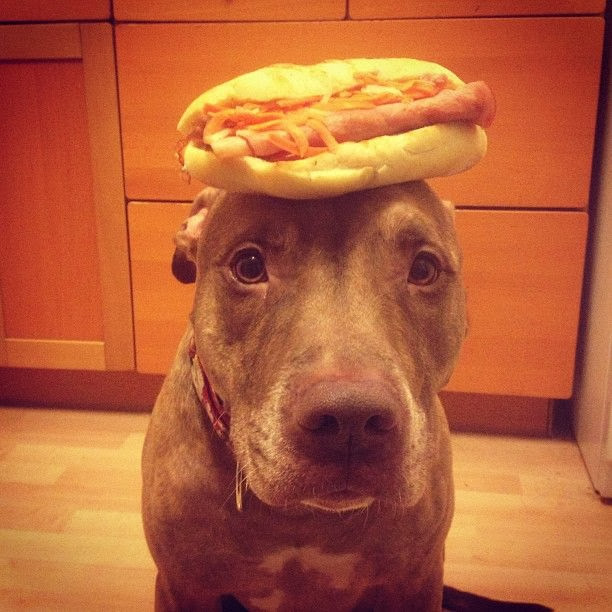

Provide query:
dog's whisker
left=221, top=475, right=240, bottom=509
left=234, top=461, right=251, bottom=512
left=219, top=459, right=249, bottom=510
left=235, top=463, right=245, bottom=512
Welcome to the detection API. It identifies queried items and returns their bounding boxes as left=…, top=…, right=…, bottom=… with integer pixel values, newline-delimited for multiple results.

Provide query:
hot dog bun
left=177, top=58, right=490, bottom=199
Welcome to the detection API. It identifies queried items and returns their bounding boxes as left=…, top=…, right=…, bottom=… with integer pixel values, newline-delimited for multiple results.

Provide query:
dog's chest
left=244, top=545, right=369, bottom=611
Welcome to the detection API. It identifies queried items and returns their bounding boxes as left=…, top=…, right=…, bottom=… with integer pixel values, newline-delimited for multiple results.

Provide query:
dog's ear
left=441, top=199, right=469, bottom=339
left=172, top=187, right=223, bottom=284
left=441, top=199, right=455, bottom=219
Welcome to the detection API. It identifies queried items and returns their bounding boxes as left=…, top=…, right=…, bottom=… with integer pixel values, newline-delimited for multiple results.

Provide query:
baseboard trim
left=0, top=368, right=554, bottom=436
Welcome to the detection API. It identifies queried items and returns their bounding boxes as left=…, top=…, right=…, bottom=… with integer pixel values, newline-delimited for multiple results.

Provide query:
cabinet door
left=349, top=0, right=605, bottom=19
left=128, top=203, right=587, bottom=399
left=114, top=0, right=345, bottom=21
left=0, top=24, right=133, bottom=370
left=116, top=18, right=603, bottom=208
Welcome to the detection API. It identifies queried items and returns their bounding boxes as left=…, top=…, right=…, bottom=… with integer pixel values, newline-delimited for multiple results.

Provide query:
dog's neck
left=189, top=336, right=250, bottom=511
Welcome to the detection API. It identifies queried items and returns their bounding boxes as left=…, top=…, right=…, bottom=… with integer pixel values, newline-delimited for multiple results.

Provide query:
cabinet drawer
left=129, top=202, right=587, bottom=398
left=117, top=18, right=602, bottom=208
left=448, top=209, right=587, bottom=398
left=349, top=0, right=605, bottom=19
left=0, top=0, right=110, bottom=21
left=114, top=0, right=345, bottom=21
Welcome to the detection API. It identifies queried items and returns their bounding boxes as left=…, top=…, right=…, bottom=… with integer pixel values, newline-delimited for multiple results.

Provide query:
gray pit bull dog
left=142, top=182, right=549, bottom=611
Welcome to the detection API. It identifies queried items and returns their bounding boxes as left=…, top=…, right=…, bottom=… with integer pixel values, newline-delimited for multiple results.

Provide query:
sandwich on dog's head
left=177, top=58, right=495, bottom=199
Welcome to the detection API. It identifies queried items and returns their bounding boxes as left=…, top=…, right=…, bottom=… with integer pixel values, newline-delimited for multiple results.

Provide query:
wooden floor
left=0, top=407, right=610, bottom=611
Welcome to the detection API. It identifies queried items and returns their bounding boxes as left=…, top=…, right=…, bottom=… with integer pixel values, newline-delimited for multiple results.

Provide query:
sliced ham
left=321, top=81, right=495, bottom=143
left=208, top=80, right=495, bottom=160
left=210, top=136, right=252, bottom=158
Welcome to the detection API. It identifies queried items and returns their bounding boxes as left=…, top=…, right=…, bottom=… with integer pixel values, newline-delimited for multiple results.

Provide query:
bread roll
left=177, top=58, right=491, bottom=199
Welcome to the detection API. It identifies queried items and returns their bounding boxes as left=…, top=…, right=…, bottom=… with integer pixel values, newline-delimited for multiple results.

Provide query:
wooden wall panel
left=441, top=391, right=551, bottom=436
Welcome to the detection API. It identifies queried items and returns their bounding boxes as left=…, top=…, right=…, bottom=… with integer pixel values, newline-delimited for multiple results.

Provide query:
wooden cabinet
left=116, top=13, right=601, bottom=427
left=116, top=10, right=602, bottom=426
left=0, top=24, right=134, bottom=371
left=128, top=203, right=587, bottom=401
left=116, top=18, right=603, bottom=208
left=0, top=2, right=603, bottom=431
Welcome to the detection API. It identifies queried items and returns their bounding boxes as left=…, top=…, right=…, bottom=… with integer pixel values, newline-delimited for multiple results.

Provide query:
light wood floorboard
left=0, top=407, right=610, bottom=611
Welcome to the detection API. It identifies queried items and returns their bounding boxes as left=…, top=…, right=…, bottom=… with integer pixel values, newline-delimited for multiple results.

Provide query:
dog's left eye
left=231, top=248, right=268, bottom=284
left=408, top=252, right=441, bottom=286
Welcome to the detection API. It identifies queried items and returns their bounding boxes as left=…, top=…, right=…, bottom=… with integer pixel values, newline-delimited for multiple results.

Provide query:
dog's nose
left=289, top=380, right=401, bottom=461
left=298, top=403, right=396, bottom=436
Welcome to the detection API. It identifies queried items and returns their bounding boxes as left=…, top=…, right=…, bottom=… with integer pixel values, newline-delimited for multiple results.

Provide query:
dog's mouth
left=300, top=490, right=375, bottom=513
left=239, top=439, right=407, bottom=512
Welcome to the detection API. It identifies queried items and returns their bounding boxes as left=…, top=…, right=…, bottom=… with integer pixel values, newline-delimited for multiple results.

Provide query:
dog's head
left=174, top=182, right=466, bottom=513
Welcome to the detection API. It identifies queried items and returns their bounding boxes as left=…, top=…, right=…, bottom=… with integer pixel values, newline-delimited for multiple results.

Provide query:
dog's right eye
left=408, top=252, right=441, bottom=286
left=231, top=248, right=268, bottom=284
